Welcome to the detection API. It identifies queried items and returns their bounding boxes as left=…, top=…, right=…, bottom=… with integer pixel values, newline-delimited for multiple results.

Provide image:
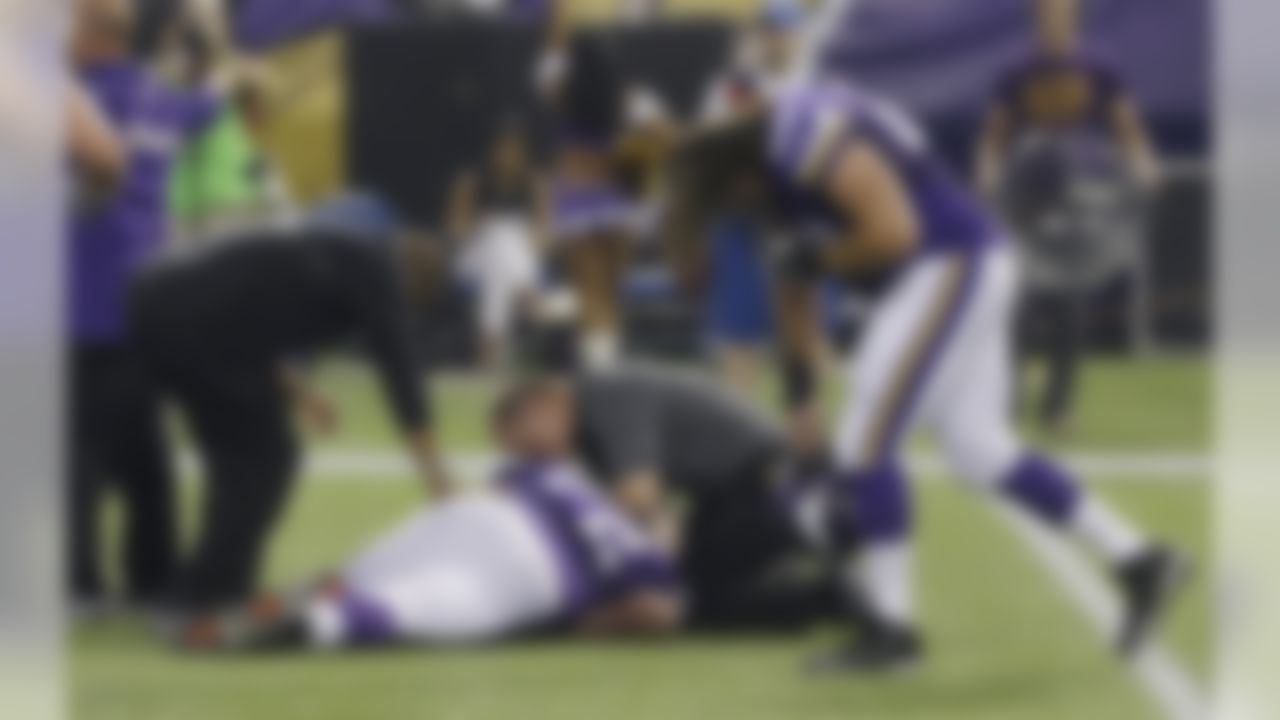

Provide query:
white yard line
left=994, top=504, right=1209, bottom=720
left=180, top=449, right=1210, bottom=483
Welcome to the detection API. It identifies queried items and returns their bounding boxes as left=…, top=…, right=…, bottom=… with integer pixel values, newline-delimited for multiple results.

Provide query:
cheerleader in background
left=450, top=119, right=552, bottom=370
left=535, top=1, right=674, bottom=369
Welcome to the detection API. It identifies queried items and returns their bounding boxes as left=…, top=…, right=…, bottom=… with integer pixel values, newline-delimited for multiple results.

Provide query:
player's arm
left=68, top=82, right=126, bottom=194
left=1110, top=94, right=1161, bottom=191
left=774, top=268, right=827, bottom=452
left=577, top=502, right=684, bottom=638
left=357, top=255, right=451, bottom=498
left=590, top=390, right=678, bottom=541
left=820, top=139, right=920, bottom=275
left=975, top=103, right=1012, bottom=199
left=611, top=470, right=683, bottom=555
left=279, top=363, right=340, bottom=437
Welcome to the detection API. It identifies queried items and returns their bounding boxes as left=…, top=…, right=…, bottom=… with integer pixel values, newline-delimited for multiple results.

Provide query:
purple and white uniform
left=769, top=78, right=997, bottom=263
left=306, top=461, right=677, bottom=647
left=768, top=78, right=1027, bottom=499
left=765, top=80, right=1152, bottom=632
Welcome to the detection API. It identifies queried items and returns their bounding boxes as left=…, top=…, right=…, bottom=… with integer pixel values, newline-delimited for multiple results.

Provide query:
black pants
left=1019, top=288, right=1085, bottom=427
left=680, top=461, right=839, bottom=632
left=133, top=297, right=299, bottom=611
left=69, top=343, right=176, bottom=602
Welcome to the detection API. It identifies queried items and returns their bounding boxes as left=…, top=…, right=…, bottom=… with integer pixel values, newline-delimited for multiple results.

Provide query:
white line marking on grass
left=994, top=504, right=1209, bottom=720
left=177, top=450, right=1209, bottom=482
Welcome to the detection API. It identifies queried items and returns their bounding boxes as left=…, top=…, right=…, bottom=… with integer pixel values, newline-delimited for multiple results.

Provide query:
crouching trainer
left=179, top=376, right=680, bottom=651
left=131, top=229, right=450, bottom=614
left=503, top=365, right=843, bottom=631
left=669, top=77, right=1188, bottom=671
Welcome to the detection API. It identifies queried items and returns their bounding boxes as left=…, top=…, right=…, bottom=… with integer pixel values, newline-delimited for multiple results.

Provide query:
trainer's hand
left=787, top=404, right=828, bottom=461
left=298, top=391, right=341, bottom=438
left=408, top=429, right=453, bottom=499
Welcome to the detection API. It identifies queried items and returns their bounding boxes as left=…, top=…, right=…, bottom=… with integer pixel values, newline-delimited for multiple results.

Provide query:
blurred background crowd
left=85, top=0, right=1211, bottom=364
left=129, top=1, right=1204, bottom=363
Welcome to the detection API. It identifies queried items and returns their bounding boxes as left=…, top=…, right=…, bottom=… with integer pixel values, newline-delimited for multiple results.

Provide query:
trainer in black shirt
left=494, top=366, right=839, bottom=631
left=131, top=229, right=448, bottom=612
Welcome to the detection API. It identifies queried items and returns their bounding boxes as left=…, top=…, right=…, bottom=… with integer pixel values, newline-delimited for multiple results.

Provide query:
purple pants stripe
left=868, top=252, right=983, bottom=464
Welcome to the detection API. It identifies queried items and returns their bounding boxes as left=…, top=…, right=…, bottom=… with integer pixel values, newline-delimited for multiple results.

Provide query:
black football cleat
left=1116, top=545, right=1192, bottom=656
left=805, top=623, right=925, bottom=676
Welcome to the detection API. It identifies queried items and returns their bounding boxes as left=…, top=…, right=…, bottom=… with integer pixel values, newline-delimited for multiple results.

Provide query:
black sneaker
left=1116, top=545, right=1192, bottom=656
left=806, top=624, right=925, bottom=675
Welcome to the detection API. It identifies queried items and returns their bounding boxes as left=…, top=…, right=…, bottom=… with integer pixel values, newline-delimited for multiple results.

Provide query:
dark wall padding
left=346, top=19, right=732, bottom=225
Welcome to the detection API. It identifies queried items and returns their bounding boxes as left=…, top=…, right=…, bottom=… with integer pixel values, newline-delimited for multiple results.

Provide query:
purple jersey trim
left=872, top=250, right=983, bottom=463
left=500, top=461, right=678, bottom=621
left=768, top=80, right=1000, bottom=264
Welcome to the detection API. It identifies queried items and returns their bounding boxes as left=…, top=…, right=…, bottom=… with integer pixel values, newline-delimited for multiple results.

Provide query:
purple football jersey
left=767, top=78, right=998, bottom=259
left=996, top=51, right=1125, bottom=134
left=70, top=60, right=221, bottom=343
left=501, top=460, right=678, bottom=617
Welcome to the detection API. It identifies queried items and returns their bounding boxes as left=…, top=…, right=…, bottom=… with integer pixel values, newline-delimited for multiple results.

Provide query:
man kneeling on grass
left=178, top=381, right=682, bottom=651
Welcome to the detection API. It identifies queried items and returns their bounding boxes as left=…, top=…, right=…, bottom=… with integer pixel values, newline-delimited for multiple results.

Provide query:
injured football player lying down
left=176, top=379, right=682, bottom=652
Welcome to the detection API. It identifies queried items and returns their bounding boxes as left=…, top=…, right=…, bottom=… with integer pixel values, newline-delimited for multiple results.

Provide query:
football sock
left=1071, top=496, right=1148, bottom=566
left=847, top=542, right=916, bottom=629
left=1003, top=454, right=1147, bottom=565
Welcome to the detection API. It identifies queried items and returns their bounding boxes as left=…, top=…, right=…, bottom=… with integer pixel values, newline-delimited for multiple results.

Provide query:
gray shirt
left=574, top=364, right=784, bottom=493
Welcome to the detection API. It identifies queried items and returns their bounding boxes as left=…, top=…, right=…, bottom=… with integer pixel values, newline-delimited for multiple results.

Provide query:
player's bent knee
left=938, top=424, right=1021, bottom=491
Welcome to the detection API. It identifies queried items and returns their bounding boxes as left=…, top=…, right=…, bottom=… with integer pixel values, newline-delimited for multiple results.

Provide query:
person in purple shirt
left=975, top=0, right=1160, bottom=198
left=667, top=74, right=1186, bottom=673
left=68, top=0, right=223, bottom=612
left=975, top=0, right=1161, bottom=436
left=175, top=376, right=680, bottom=652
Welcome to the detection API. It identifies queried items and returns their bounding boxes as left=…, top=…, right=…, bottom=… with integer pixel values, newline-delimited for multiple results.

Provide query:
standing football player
left=668, top=76, right=1188, bottom=672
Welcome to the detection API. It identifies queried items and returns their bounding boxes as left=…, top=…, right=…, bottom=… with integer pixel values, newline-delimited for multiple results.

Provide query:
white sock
left=846, top=543, right=915, bottom=628
left=581, top=329, right=620, bottom=369
left=306, top=599, right=345, bottom=649
left=1071, top=496, right=1148, bottom=566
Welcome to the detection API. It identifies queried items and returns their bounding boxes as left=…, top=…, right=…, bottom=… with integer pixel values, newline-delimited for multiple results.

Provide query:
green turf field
left=73, top=356, right=1211, bottom=720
